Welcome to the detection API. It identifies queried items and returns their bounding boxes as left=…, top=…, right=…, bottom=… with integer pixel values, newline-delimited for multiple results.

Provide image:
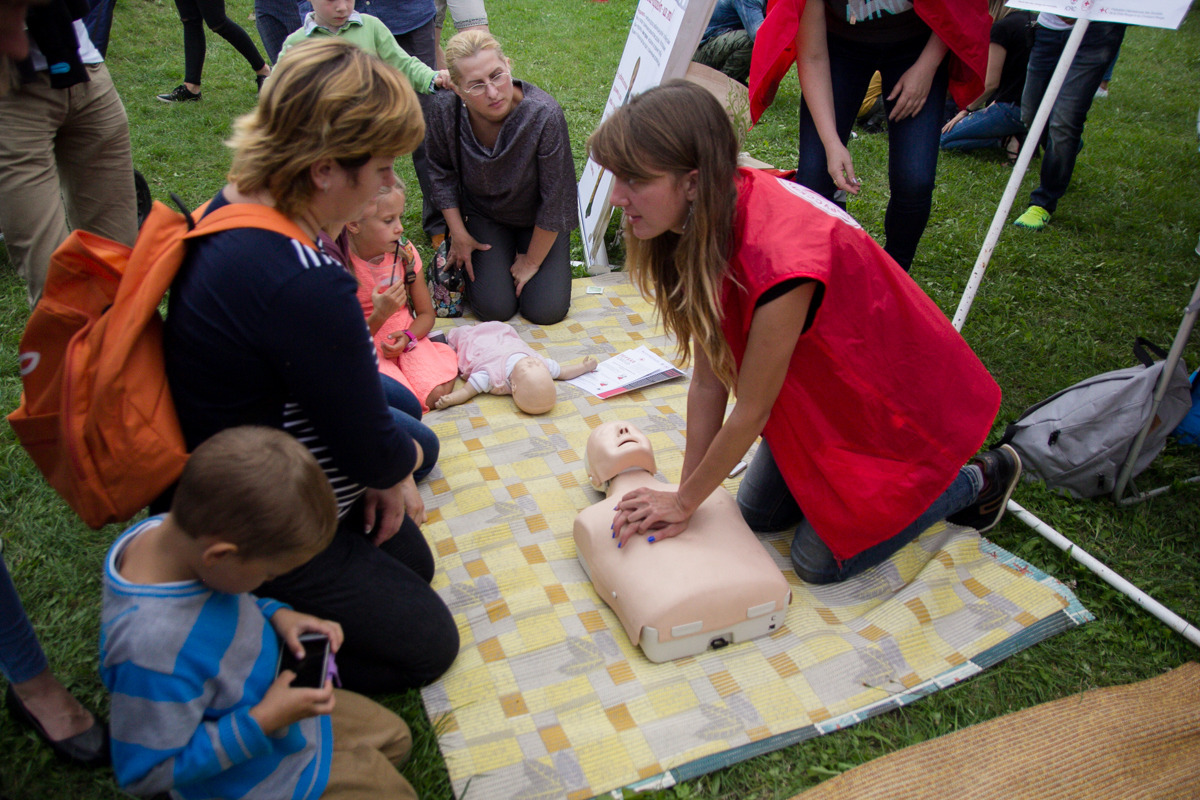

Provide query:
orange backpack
left=7, top=199, right=314, bottom=529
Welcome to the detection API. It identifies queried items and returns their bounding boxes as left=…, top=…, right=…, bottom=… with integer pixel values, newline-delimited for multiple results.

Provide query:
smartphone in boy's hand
left=277, top=632, right=331, bottom=688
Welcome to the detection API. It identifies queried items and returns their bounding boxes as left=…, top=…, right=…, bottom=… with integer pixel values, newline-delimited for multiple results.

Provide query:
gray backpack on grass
left=999, top=339, right=1192, bottom=499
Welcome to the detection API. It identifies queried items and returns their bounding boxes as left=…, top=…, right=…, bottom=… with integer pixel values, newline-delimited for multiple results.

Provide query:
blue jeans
left=736, top=439, right=982, bottom=584
left=380, top=375, right=439, bottom=483
left=940, top=102, right=1025, bottom=152
left=796, top=32, right=948, bottom=272
left=253, top=0, right=300, bottom=63
left=0, top=553, right=49, bottom=685
left=1021, top=22, right=1127, bottom=213
left=83, top=0, right=117, bottom=58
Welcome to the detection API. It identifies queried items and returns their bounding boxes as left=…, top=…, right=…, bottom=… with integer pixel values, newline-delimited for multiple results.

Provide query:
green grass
left=2, top=3, right=1199, bottom=798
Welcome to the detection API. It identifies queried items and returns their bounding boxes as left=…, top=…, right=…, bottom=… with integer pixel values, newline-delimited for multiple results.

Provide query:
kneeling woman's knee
left=411, top=611, right=460, bottom=686
left=520, top=295, right=569, bottom=326
left=469, top=295, right=518, bottom=323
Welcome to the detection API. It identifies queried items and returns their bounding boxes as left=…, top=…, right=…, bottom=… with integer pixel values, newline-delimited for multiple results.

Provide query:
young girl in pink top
left=347, top=181, right=459, bottom=410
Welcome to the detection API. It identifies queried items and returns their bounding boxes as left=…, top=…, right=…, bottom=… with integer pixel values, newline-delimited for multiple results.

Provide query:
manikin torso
left=574, top=422, right=791, bottom=662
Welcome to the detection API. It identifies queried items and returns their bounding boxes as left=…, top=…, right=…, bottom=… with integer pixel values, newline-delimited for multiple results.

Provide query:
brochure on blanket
left=1006, top=0, right=1190, bottom=29
left=566, top=346, right=685, bottom=399
left=577, top=0, right=716, bottom=271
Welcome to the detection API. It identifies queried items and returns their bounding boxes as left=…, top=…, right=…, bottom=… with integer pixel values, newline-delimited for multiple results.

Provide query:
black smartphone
left=276, top=632, right=331, bottom=689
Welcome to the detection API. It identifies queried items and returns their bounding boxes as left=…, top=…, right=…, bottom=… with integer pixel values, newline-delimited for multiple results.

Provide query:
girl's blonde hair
left=226, top=38, right=424, bottom=218
left=444, top=29, right=507, bottom=87
left=587, top=80, right=741, bottom=389
left=989, top=0, right=1011, bottom=21
left=359, top=172, right=406, bottom=222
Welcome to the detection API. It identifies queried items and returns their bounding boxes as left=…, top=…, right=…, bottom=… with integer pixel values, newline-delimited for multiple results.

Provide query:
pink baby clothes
left=446, top=321, right=547, bottom=395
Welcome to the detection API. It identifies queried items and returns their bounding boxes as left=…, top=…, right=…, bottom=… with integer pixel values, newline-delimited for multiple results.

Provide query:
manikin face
left=353, top=189, right=406, bottom=262
left=608, top=170, right=697, bottom=240
left=311, top=0, right=354, bottom=29
left=585, top=421, right=657, bottom=489
left=453, top=49, right=516, bottom=124
left=509, top=356, right=556, bottom=415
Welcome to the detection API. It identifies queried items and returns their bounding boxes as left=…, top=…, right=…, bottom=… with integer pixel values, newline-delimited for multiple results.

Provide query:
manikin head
left=510, top=356, right=556, bottom=415
left=584, top=421, right=657, bottom=491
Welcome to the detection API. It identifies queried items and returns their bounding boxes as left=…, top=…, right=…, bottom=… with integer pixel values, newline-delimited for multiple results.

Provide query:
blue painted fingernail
left=648, top=536, right=656, bottom=543
left=617, top=541, right=622, bottom=549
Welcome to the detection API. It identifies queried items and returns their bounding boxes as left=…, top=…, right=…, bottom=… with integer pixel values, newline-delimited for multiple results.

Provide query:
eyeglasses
left=462, top=71, right=511, bottom=97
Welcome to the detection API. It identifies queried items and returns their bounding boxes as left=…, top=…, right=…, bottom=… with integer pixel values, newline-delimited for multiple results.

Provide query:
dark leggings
left=174, top=0, right=266, bottom=85
left=464, top=212, right=572, bottom=325
left=258, top=497, right=459, bottom=694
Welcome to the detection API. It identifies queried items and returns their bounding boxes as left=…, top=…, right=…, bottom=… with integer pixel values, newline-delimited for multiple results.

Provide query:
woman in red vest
left=590, top=81, right=1019, bottom=583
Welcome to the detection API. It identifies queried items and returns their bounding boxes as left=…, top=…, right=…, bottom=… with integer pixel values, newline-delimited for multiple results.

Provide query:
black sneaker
left=156, top=84, right=201, bottom=103
left=947, top=444, right=1022, bottom=533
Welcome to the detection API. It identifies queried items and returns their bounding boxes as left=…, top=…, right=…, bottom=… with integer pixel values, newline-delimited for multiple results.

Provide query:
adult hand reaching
left=448, top=231, right=490, bottom=281
left=510, top=253, right=540, bottom=297
left=887, top=38, right=944, bottom=122
left=825, top=141, right=860, bottom=195
left=398, top=475, right=426, bottom=526
left=941, top=108, right=968, bottom=135
left=362, top=482, right=406, bottom=545
left=611, top=486, right=692, bottom=547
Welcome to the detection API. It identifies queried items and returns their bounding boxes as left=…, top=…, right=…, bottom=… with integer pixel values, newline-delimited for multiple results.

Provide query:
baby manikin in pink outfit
left=435, top=321, right=598, bottom=415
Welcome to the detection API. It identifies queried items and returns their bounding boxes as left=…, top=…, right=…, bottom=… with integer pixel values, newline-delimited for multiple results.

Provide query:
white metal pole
left=952, top=19, right=1091, bottom=333
left=951, top=19, right=1200, bottom=650
left=1007, top=499, right=1200, bottom=648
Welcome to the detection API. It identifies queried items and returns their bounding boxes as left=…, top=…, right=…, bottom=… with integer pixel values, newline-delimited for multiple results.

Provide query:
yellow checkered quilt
left=418, top=274, right=1088, bottom=800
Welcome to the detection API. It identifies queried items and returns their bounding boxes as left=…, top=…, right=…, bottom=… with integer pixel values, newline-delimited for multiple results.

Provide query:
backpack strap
left=186, top=203, right=317, bottom=249
left=1133, top=337, right=1168, bottom=368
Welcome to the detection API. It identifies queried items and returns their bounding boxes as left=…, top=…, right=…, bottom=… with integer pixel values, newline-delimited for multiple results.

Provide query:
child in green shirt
left=280, top=0, right=450, bottom=93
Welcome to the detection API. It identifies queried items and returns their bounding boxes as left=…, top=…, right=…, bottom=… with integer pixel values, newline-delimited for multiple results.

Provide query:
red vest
left=721, top=169, right=999, bottom=560
left=748, top=0, right=990, bottom=122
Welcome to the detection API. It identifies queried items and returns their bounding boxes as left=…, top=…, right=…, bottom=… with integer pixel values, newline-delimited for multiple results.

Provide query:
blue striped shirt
left=101, top=518, right=333, bottom=799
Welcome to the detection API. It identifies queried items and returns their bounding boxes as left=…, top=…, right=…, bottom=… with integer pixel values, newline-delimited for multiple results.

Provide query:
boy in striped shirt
left=100, top=426, right=416, bottom=799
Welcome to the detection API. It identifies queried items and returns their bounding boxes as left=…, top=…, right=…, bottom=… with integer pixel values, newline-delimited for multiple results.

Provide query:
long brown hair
left=587, top=80, right=741, bottom=389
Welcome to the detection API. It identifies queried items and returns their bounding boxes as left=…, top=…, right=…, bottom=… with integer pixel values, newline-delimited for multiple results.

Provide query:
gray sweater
left=425, top=80, right=578, bottom=233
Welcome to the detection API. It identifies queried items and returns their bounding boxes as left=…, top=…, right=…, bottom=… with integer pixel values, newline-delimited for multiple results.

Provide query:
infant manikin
left=434, top=321, right=597, bottom=415
left=574, top=421, right=791, bottom=662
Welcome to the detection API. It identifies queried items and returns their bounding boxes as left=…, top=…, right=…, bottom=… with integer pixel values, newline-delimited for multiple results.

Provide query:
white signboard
left=577, top=0, right=716, bottom=271
left=1007, top=0, right=1193, bottom=29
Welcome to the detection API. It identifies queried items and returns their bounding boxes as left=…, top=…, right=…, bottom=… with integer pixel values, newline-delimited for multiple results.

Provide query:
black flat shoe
left=5, top=683, right=110, bottom=767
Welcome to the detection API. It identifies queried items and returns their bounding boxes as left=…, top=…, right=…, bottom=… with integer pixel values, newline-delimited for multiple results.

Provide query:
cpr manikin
left=574, top=421, right=791, bottom=662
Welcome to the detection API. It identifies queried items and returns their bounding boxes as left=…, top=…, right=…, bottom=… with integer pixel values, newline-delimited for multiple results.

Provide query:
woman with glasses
left=426, top=30, right=577, bottom=325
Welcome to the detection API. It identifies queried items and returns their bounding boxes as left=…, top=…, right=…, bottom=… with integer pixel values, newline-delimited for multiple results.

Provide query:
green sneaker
left=1013, top=205, right=1051, bottom=231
